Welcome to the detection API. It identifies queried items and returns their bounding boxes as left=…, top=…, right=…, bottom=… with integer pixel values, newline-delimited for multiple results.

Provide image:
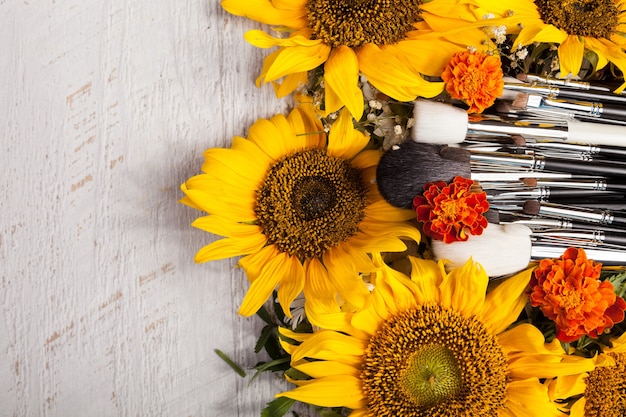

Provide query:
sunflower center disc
left=361, top=305, right=508, bottom=416
left=583, top=351, right=626, bottom=416
left=535, top=0, right=618, bottom=38
left=306, top=0, right=423, bottom=47
left=255, top=148, right=367, bottom=260
left=402, top=346, right=462, bottom=407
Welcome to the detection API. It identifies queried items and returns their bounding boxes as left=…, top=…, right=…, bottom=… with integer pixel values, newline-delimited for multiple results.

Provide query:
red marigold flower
left=441, top=50, right=504, bottom=114
left=412, top=176, right=489, bottom=244
left=529, top=247, right=626, bottom=343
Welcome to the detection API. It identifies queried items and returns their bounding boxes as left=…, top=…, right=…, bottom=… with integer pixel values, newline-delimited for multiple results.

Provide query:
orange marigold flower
left=530, top=247, right=626, bottom=343
left=441, top=50, right=504, bottom=114
left=412, top=175, right=489, bottom=243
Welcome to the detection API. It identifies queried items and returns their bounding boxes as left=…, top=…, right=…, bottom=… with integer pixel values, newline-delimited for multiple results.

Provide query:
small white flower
left=394, top=125, right=403, bottom=136
left=369, top=99, right=383, bottom=110
left=467, top=45, right=477, bottom=53
left=406, top=118, right=414, bottom=129
left=516, top=48, right=528, bottom=60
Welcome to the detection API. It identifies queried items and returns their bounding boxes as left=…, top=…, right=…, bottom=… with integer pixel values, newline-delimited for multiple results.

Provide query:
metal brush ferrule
left=469, top=153, right=544, bottom=170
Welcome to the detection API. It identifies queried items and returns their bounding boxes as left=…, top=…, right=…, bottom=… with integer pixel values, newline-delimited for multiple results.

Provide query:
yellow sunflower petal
left=238, top=250, right=291, bottom=316
left=221, top=0, right=307, bottom=28
left=293, top=360, right=360, bottom=379
left=351, top=149, right=380, bottom=169
left=548, top=373, right=587, bottom=403
left=276, top=375, right=364, bottom=410
left=324, top=46, right=364, bottom=119
left=264, top=43, right=331, bottom=83
left=277, top=257, right=305, bottom=318
left=558, top=35, right=585, bottom=77
left=440, top=258, right=488, bottom=317
left=273, top=71, right=308, bottom=98
left=408, top=257, right=442, bottom=305
left=239, top=244, right=282, bottom=282
left=247, top=117, right=299, bottom=161
left=290, top=331, right=366, bottom=366
left=505, top=378, right=563, bottom=417
left=569, top=397, right=586, bottom=417
left=358, top=43, right=444, bottom=101
left=327, top=107, right=369, bottom=159
left=194, top=235, right=267, bottom=263
left=365, top=200, right=416, bottom=221
left=182, top=188, right=257, bottom=221
left=479, top=266, right=533, bottom=334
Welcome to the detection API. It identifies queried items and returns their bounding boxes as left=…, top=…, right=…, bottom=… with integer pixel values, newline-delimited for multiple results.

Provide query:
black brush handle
left=603, top=232, right=626, bottom=246
left=544, top=189, right=622, bottom=198
left=556, top=88, right=626, bottom=104
left=597, top=102, right=626, bottom=122
left=543, top=158, right=626, bottom=178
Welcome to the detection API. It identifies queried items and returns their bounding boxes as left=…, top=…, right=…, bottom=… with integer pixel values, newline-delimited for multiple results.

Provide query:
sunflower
left=221, top=0, right=494, bottom=118
left=180, top=102, right=420, bottom=317
left=277, top=254, right=596, bottom=416
left=548, top=332, right=626, bottom=416
left=427, top=0, right=626, bottom=91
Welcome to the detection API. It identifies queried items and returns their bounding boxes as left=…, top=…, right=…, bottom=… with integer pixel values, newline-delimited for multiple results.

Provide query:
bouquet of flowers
left=181, top=1, right=626, bottom=415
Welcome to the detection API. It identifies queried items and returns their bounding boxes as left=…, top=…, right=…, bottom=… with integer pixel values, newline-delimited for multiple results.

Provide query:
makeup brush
left=412, top=99, right=626, bottom=147
left=523, top=141, right=626, bottom=159
left=440, top=146, right=626, bottom=178
left=488, top=209, right=626, bottom=233
left=504, top=82, right=626, bottom=104
left=487, top=188, right=622, bottom=202
left=376, top=141, right=471, bottom=209
left=430, top=223, right=533, bottom=278
left=519, top=94, right=626, bottom=123
left=530, top=245, right=626, bottom=266
left=532, top=230, right=626, bottom=247
left=517, top=73, right=625, bottom=94
left=522, top=178, right=626, bottom=192
left=375, top=142, right=591, bottom=209
left=522, top=200, right=626, bottom=226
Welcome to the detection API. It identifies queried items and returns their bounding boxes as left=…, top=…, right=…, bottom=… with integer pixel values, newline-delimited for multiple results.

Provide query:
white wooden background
left=1, top=1, right=295, bottom=416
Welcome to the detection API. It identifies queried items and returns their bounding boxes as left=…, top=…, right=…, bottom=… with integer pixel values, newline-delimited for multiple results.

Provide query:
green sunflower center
left=361, top=305, right=508, bottom=416
left=305, top=0, right=423, bottom=48
left=534, top=0, right=619, bottom=38
left=402, top=346, right=463, bottom=407
left=583, top=351, right=626, bottom=416
left=255, top=148, right=368, bottom=260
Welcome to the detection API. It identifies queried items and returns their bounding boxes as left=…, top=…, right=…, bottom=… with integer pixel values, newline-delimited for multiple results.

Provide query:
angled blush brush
left=412, top=99, right=626, bottom=147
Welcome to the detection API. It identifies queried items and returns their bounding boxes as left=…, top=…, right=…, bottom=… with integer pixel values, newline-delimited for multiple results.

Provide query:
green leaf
left=284, top=367, right=311, bottom=381
left=250, top=357, right=291, bottom=383
left=606, top=270, right=626, bottom=299
left=257, top=305, right=275, bottom=325
left=255, top=325, right=275, bottom=354
left=214, top=349, right=246, bottom=378
left=260, top=396, right=295, bottom=417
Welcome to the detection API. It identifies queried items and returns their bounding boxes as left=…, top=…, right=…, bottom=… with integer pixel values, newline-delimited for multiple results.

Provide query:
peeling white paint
left=0, top=1, right=293, bottom=416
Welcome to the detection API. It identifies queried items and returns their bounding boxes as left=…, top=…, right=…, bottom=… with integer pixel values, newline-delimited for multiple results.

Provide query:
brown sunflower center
left=255, top=148, right=367, bottom=260
left=361, top=305, right=508, bottom=416
left=583, top=351, right=626, bottom=416
left=305, top=0, right=423, bottom=48
left=534, top=0, right=619, bottom=38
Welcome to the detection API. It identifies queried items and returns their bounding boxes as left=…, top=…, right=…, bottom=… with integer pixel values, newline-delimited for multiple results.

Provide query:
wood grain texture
left=0, top=1, right=295, bottom=416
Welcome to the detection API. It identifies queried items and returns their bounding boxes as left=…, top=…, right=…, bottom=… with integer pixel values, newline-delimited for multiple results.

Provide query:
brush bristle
left=431, top=223, right=532, bottom=277
left=439, top=146, right=471, bottom=163
left=511, top=93, right=529, bottom=110
left=411, top=99, right=468, bottom=145
left=523, top=200, right=541, bottom=215
left=376, top=141, right=472, bottom=209
left=522, top=178, right=537, bottom=187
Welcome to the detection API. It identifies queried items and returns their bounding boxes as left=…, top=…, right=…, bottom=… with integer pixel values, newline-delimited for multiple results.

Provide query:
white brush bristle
left=411, top=99, right=469, bottom=145
left=430, top=223, right=532, bottom=277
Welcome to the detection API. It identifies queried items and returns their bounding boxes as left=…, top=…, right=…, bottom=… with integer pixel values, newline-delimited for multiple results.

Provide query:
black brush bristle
left=376, top=141, right=472, bottom=209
